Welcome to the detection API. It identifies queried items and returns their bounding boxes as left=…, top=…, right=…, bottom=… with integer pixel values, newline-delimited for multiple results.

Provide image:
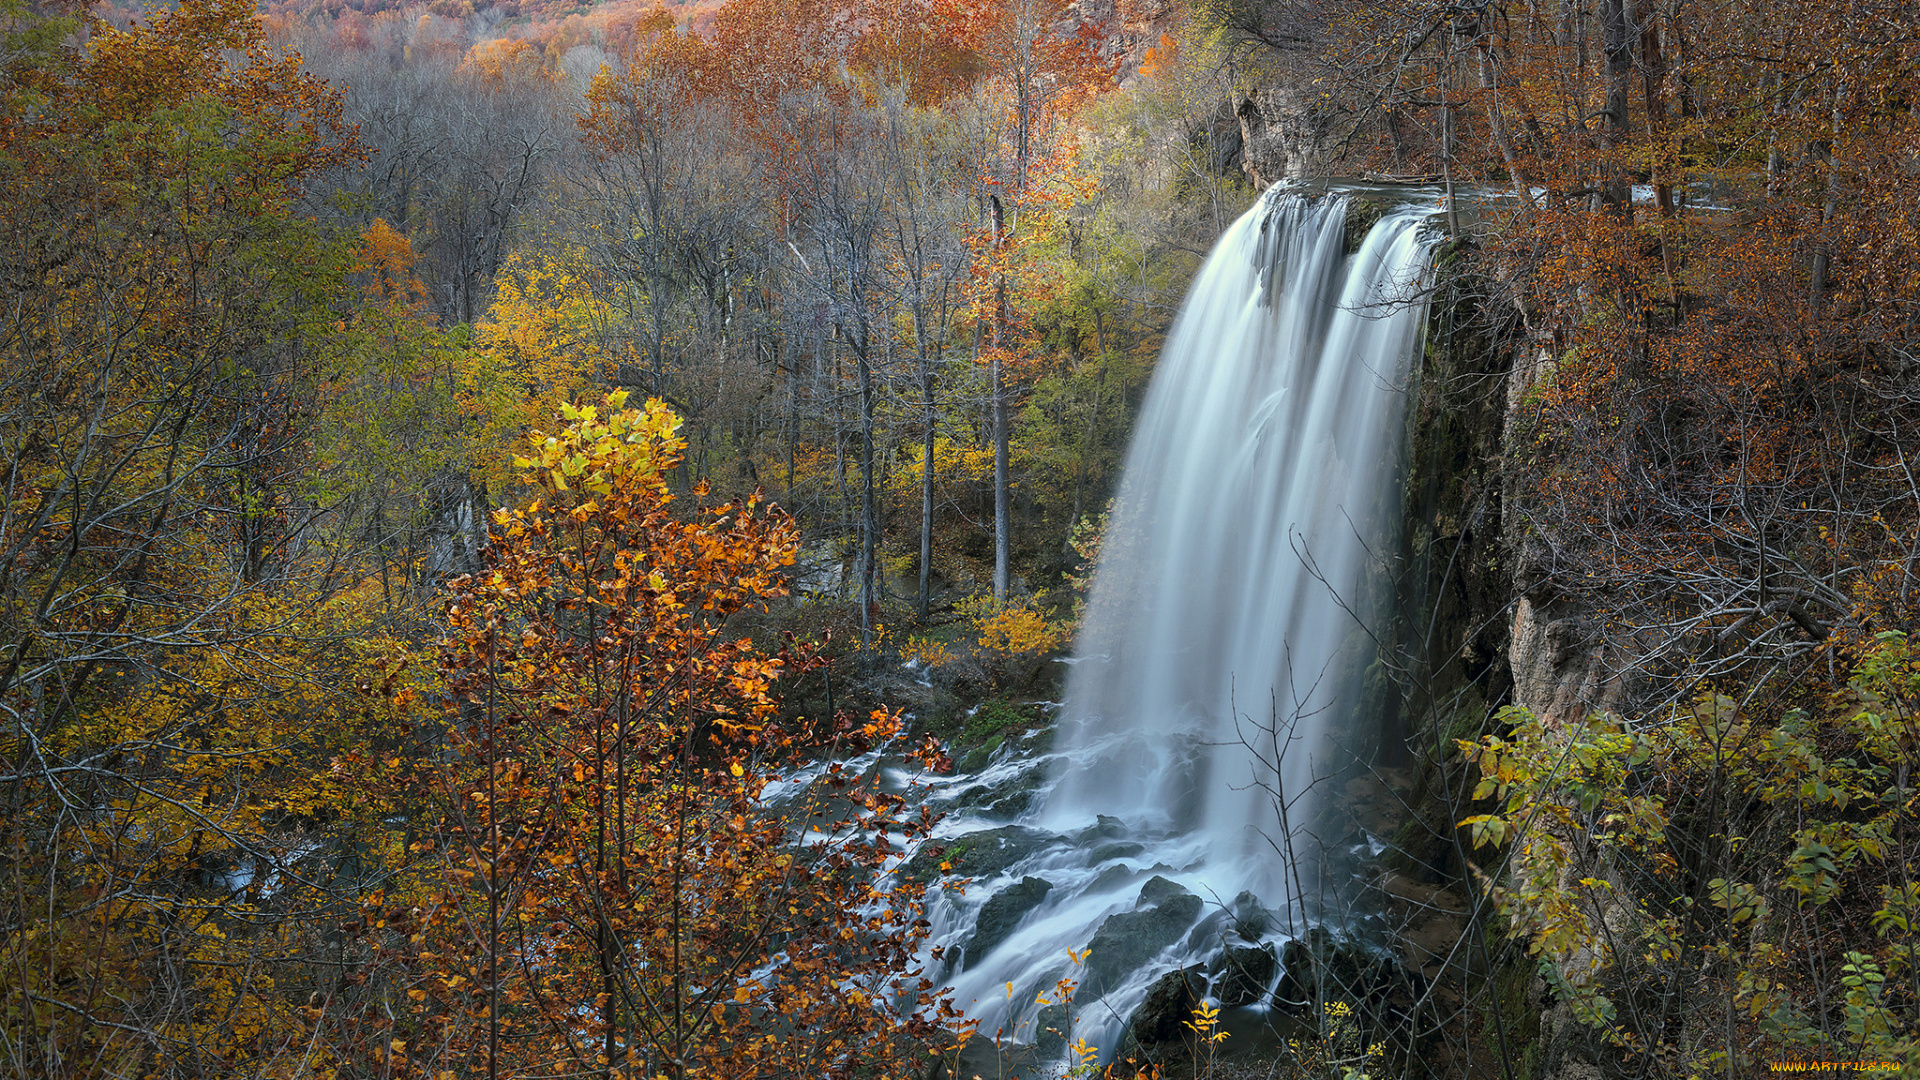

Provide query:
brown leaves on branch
left=1307, top=0, right=1920, bottom=686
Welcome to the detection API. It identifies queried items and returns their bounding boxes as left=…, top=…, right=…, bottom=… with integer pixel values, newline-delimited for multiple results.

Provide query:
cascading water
left=917, top=186, right=1441, bottom=1065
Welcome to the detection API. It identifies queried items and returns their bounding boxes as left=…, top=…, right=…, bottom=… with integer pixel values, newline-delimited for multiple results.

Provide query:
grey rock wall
left=1237, top=87, right=1324, bottom=188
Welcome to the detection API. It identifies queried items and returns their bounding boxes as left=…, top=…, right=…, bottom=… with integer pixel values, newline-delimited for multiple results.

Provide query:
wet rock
left=1183, top=907, right=1229, bottom=953
left=900, top=826, right=1063, bottom=884
left=1033, top=1000, right=1070, bottom=1057
left=1276, top=928, right=1398, bottom=1015
left=1208, top=945, right=1278, bottom=1007
left=963, top=876, right=1054, bottom=971
left=1082, top=877, right=1204, bottom=999
left=1087, top=863, right=1140, bottom=896
left=1344, top=199, right=1387, bottom=256
left=1137, top=875, right=1192, bottom=906
left=957, top=737, right=1004, bottom=773
left=1277, top=936, right=1320, bottom=1010
left=983, top=786, right=1039, bottom=818
left=1181, top=892, right=1279, bottom=954
left=1230, top=889, right=1275, bottom=940
left=1128, top=965, right=1205, bottom=1047
left=1073, top=814, right=1129, bottom=844
left=1089, top=841, right=1147, bottom=863
left=1017, top=724, right=1057, bottom=754
left=951, top=766, right=1047, bottom=819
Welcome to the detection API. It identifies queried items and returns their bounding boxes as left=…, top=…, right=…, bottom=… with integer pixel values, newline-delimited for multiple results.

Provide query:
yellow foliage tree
left=354, top=393, right=960, bottom=1079
left=463, top=245, right=610, bottom=491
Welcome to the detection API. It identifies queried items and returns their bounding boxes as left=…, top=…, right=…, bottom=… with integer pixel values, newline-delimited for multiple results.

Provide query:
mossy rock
left=900, top=825, right=1065, bottom=885
left=1344, top=198, right=1388, bottom=256
left=944, top=697, right=1052, bottom=771
left=952, top=766, right=1048, bottom=818
left=1081, top=877, right=1205, bottom=1000
left=958, top=735, right=1003, bottom=773
left=1209, top=945, right=1279, bottom=1007
left=962, top=875, right=1055, bottom=970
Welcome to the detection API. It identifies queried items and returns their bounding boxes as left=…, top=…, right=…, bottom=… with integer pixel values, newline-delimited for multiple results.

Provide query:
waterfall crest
left=930, top=187, right=1440, bottom=1058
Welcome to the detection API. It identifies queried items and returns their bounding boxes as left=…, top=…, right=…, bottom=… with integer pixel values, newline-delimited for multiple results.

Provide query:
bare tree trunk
left=1637, top=0, right=1673, bottom=217
left=1809, top=85, right=1842, bottom=315
left=993, top=350, right=1010, bottom=602
left=990, top=194, right=1011, bottom=601
left=1599, top=0, right=1634, bottom=214
left=920, top=357, right=936, bottom=619
left=856, top=335, right=879, bottom=649
left=1475, top=41, right=1529, bottom=206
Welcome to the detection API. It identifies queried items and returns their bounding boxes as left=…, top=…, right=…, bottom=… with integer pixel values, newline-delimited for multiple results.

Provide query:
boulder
left=1137, top=874, right=1192, bottom=907
left=1081, top=877, right=1204, bottom=999
left=1089, top=841, right=1147, bottom=863
left=1229, top=889, right=1275, bottom=941
left=1072, top=814, right=1129, bottom=845
left=1208, top=945, right=1278, bottom=1008
left=1276, top=928, right=1398, bottom=1015
left=951, top=765, right=1046, bottom=819
left=900, top=826, right=1062, bottom=884
left=1033, top=1000, right=1070, bottom=1057
left=1127, top=966, right=1205, bottom=1047
left=963, top=876, right=1054, bottom=971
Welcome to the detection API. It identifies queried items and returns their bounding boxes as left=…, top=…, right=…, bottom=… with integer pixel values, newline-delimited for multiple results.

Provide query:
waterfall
left=926, top=186, right=1440, bottom=1061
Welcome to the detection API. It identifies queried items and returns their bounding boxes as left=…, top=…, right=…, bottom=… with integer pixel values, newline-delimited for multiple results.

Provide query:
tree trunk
left=1809, top=87, right=1842, bottom=315
left=920, top=356, right=936, bottom=620
left=993, top=349, right=1010, bottom=602
left=1599, top=0, right=1634, bottom=214
left=990, top=194, right=1011, bottom=602
left=856, top=335, right=878, bottom=649
left=1637, top=0, right=1673, bottom=217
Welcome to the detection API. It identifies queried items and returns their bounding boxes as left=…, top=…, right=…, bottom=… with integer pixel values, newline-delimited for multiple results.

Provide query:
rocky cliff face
left=1069, top=0, right=1179, bottom=74
left=1235, top=86, right=1325, bottom=188
left=1399, top=268, right=1628, bottom=1080
left=1502, top=349, right=1632, bottom=729
left=1386, top=242, right=1638, bottom=1080
left=1068, top=11, right=1322, bottom=186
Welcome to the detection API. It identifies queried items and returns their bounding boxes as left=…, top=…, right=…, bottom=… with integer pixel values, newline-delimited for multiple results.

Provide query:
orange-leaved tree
left=362, top=393, right=956, bottom=1079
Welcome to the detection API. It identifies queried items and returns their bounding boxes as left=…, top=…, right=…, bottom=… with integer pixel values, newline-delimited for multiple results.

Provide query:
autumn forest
left=2, top=0, right=1918, bottom=1075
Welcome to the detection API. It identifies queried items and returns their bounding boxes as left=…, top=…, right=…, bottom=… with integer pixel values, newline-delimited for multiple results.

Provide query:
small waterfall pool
left=898, top=185, right=1444, bottom=1068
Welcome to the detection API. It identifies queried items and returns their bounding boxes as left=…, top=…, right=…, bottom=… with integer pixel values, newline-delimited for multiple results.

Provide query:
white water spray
left=929, top=187, right=1441, bottom=1060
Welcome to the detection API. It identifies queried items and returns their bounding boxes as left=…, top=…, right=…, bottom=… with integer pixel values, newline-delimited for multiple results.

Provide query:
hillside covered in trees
left=2, top=0, right=1918, bottom=1075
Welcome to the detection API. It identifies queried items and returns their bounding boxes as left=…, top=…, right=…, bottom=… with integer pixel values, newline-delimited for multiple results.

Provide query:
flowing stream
left=912, top=186, right=1442, bottom=1065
